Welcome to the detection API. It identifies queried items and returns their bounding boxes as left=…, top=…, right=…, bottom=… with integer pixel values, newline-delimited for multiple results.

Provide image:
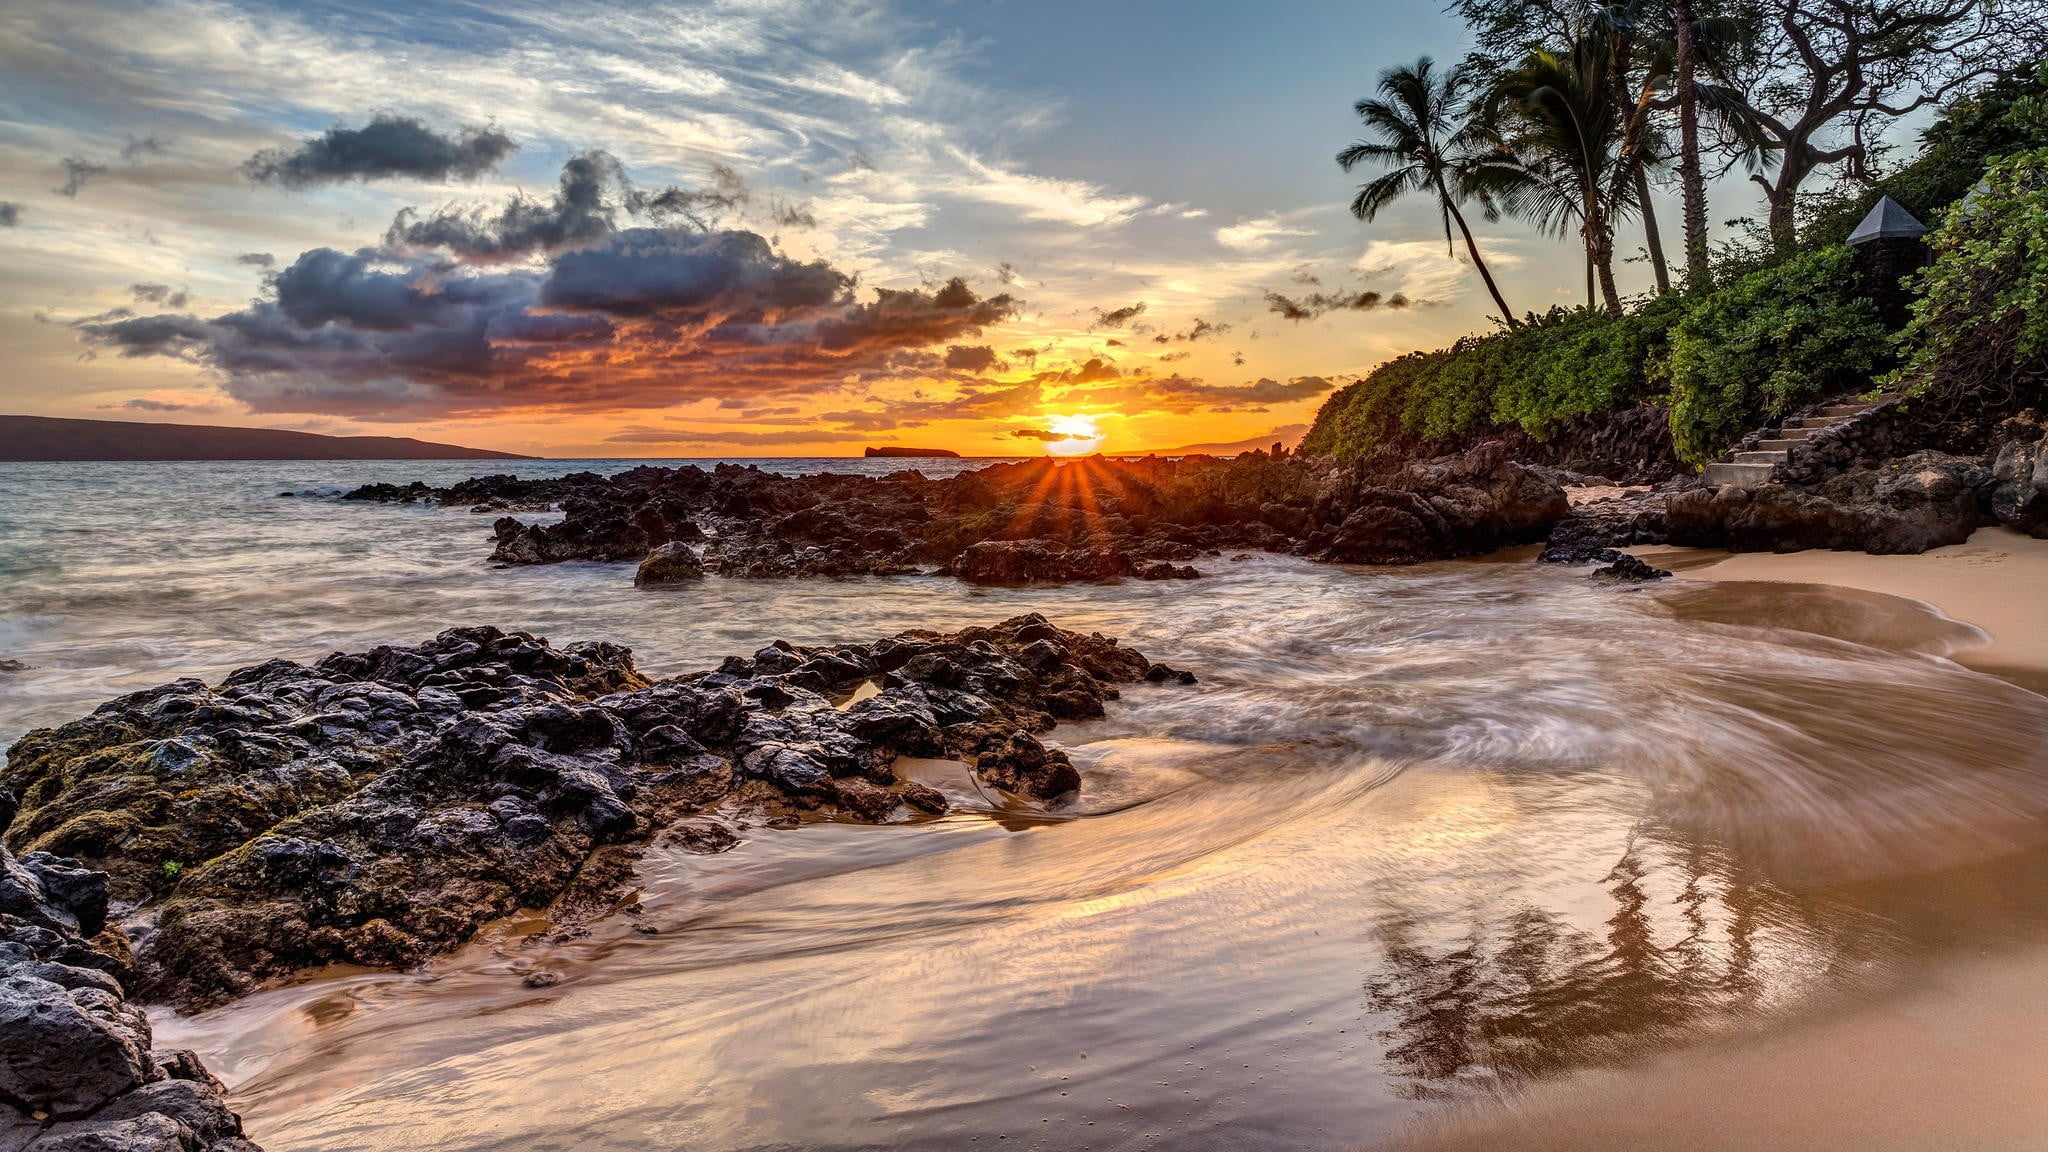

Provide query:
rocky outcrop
left=0, top=797, right=257, bottom=1151
left=345, top=451, right=1570, bottom=583
left=1989, top=412, right=2048, bottom=536
left=633, top=542, right=704, bottom=585
left=3, top=619, right=1184, bottom=1011
left=1668, top=451, right=1991, bottom=553
left=942, top=542, right=1199, bottom=584
left=1540, top=486, right=1679, bottom=563
left=1299, top=446, right=1569, bottom=564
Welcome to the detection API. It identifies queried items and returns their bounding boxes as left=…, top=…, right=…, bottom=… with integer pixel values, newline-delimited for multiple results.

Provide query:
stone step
left=1755, top=439, right=1803, bottom=452
left=1703, top=461, right=1777, bottom=489
left=1735, top=449, right=1789, bottom=465
left=1786, top=414, right=1849, bottom=429
left=1773, top=427, right=1815, bottom=440
left=1818, top=403, right=1878, bottom=417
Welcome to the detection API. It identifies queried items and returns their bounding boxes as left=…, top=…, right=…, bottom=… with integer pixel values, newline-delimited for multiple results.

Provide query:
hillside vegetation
left=1307, top=62, right=2048, bottom=469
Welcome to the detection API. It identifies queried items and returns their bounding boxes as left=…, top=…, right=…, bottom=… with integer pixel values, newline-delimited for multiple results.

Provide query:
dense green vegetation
left=1309, top=54, right=2048, bottom=467
left=1665, top=247, right=1887, bottom=463
left=1887, top=147, right=2048, bottom=402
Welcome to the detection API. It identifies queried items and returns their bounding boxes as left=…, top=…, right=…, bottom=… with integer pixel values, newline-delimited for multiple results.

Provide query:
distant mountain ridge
left=0, top=415, right=530, bottom=461
left=1131, top=424, right=1308, bottom=457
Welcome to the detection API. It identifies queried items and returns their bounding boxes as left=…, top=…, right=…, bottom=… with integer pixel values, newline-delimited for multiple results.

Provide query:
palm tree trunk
left=1586, top=209, right=1623, bottom=317
left=1674, top=0, right=1711, bottom=290
left=1443, top=196, right=1522, bottom=330
left=1635, top=167, right=1672, bottom=294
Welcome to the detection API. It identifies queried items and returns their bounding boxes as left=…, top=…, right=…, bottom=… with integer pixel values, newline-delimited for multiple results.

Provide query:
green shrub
left=1665, top=246, right=1889, bottom=466
left=1298, top=304, right=1677, bottom=458
left=1886, top=147, right=2048, bottom=402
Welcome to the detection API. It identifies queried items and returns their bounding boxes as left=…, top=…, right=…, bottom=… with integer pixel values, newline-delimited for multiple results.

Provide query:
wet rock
left=633, top=542, right=704, bottom=585
left=945, top=541, right=1137, bottom=584
left=23, top=1112, right=191, bottom=1151
left=0, top=801, right=255, bottom=1149
left=4, top=616, right=1181, bottom=1012
left=0, top=973, right=153, bottom=1115
left=971, top=731, right=1081, bottom=800
left=828, top=777, right=901, bottom=822
left=1590, top=552, right=1671, bottom=582
left=345, top=451, right=1570, bottom=587
left=899, top=781, right=949, bottom=815
left=1989, top=412, right=2048, bottom=536
left=1669, top=451, right=1990, bottom=554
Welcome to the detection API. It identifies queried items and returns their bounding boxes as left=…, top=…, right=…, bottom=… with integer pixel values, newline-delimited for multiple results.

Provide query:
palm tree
left=1672, top=0, right=1712, bottom=288
left=1482, top=36, right=1660, bottom=316
left=1339, top=57, right=1523, bottom=329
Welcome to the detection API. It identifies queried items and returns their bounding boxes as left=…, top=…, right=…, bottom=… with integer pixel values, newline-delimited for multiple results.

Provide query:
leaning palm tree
left=1339, top=56, right=1522, bottom=329
left=1482, top=36, right=1649, bottom=317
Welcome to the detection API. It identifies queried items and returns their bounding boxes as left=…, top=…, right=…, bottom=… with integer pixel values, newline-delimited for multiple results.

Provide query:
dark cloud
left=0, top=202, right=20, bottom=227
left=769, top=199, right=817, bottom=229
left=235, top=252, right=275, bottom=268
left=54, top=157, right=108, bottom=198
left=385, top=151, right=737, bottom=261
left=1265, top=288, right=1412, bottom=321
left=1090, top=302, right=1146, bottom=330
left=1151, top=318, right=1227, bottom=343
left=1058, top=357, right=1121, bottom=384
left=539, top=228, right=848, bottom=318
left=944, top=344, right=999, bottom=373
left=99, top=396, right=222, bottom=412
left=121, top=135, right=168, bottom=162
left=994, top=261, right=1021, bottom=286
left=1011, top=428, right=1081, bottom=441
left=244, top=115, right=515, bottom=188
left=816, top=408, right=916, bottom=432
left=129, top=283, right=189, bottom=308
left=79, top=230, right=1018, bottom=419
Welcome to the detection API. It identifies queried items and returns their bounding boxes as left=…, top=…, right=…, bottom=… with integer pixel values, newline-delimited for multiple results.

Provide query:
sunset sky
left=1, top=0, right=1673, bottom=458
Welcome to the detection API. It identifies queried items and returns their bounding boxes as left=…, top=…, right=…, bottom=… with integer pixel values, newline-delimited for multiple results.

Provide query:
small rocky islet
left=0, top=615, right=1192, bottom=1148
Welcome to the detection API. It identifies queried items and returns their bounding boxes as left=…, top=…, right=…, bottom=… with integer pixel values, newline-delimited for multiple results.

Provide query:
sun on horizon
left=1042, top=413, right=1108, bottom=456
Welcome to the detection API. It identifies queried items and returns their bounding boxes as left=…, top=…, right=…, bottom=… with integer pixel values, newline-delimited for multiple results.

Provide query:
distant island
left=865, top=445, right=962, bottom=458
left=0, top=415, right=531, bottom=461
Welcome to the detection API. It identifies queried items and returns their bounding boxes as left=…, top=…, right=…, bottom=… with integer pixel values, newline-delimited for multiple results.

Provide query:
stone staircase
left=1701, top=394, right=1899, bottom=489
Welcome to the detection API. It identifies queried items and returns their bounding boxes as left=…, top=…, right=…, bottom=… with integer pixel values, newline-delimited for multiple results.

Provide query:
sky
left=0, top=0, right=1678, bottom=458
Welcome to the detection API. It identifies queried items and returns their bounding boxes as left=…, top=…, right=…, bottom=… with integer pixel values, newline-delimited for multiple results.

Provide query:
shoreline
left=1633, top=525, right=2048, bottom=693
left=1401, top=525, right=2048, bottom=1152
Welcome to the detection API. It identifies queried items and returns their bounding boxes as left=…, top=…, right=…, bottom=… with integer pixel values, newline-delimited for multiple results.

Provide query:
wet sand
left=1636, top=526, right=2048, bottom=694
left=1408, top=526, right=2048, bottom=1152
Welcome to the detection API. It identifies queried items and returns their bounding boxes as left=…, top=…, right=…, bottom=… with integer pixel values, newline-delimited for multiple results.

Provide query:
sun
left=1044, top=413, right=1106, bottom=456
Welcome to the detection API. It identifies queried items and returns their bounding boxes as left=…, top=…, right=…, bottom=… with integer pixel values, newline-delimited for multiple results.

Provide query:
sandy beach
left=1638, top=526, right=2048, bottom=694
left=1404, top=525, right=2048, bottom=1152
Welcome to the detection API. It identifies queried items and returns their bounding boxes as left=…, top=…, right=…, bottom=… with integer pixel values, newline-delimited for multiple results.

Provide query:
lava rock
left=343, top=451, right=1571, bottom=587
left=1668, top=451, right=1990, bottom=554
left=633, top=542, right=705, bottom=585
left=4, top=616, right=1184, bottom=1012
